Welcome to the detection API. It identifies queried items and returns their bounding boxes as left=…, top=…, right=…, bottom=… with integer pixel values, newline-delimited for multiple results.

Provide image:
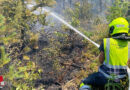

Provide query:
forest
left=0, top=0, right=130, bottom=90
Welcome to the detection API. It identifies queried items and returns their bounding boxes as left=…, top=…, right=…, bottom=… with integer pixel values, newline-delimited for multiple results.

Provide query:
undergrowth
left=0, top=0, right=129, bottom=90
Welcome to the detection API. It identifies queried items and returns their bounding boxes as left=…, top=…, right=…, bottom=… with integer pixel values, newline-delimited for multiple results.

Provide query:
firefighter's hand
left=99, top=51, right=104, bottom=64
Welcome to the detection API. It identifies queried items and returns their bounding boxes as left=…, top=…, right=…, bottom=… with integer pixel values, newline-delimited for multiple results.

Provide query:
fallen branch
left=60, top=62, right=86, bottom=70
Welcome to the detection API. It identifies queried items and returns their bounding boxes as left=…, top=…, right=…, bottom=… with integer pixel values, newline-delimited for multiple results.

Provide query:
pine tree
left=0, top=0, right=56, bottom=89
left=107, top=0, right=129, bottom=22
left=0, top=15, right=10, bottom=68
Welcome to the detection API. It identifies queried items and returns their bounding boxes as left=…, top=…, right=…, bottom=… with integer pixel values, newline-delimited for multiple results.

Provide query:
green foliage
left=65, top=2, right=80, bottom=27
left=105, top=75, right=122, bottom=90
left=105, top=74, right=128, bottom=90
left=0, top=46, right=10, bottom=68
left=0, top=0, right=128, bottom=89
left=0, top=15, right=5, bottom=28
left=32, top=0, right=56, bottom=11
left=61, top=0, right=129, bottom=89
left=53, top=59, right=63, bottom=71
left=0, top=0, right=55, bottom=89
left=65, top=1, right=91, bottom=27
left=107, top=0, right=129, bottom=22
left=0, top=15, right=11, bottom=68
left=5, top=61, right=41, bottom=90
left=78, top=0, right=92, bottom=19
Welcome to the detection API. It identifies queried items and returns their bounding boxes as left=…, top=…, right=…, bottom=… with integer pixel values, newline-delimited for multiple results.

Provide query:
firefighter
left=79, top=17, right=130, bottom=90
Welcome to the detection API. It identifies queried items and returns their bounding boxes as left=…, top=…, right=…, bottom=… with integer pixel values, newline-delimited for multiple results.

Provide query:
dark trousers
left=82, top=72, right=128, bottom=90
left=82, top=72, right=108, bottom=88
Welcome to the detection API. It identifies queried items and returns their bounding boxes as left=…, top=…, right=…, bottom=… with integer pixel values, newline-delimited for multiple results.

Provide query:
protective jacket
left=99, top=38, right=130, bottom=79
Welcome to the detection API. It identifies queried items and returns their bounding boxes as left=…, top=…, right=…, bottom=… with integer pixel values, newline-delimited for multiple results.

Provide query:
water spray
left=31, top=7, right=130, bottom=90
left=41, top=8, right=100, bottom=48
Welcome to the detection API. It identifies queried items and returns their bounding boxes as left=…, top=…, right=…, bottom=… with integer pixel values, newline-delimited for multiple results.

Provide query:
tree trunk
left=69, top=0, right=72, bottom=8
left=99, top=0, right=102, bottom=12
left=62, top=0, right=65, bottom=9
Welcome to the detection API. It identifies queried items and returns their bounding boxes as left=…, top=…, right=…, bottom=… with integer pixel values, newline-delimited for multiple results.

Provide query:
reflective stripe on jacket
left=99, top=38, right=130, bottom=79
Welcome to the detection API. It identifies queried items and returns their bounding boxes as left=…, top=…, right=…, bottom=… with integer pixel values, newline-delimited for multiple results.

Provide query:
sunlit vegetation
left=0, top=0, right=129, bottom=90
left=0, top=0, right=55, bottom=89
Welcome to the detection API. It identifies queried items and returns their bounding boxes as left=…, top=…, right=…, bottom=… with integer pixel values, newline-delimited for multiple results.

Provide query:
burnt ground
left=32, top=34, right=88, bottom=90
left=0, top=33, right=90, bottom=90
